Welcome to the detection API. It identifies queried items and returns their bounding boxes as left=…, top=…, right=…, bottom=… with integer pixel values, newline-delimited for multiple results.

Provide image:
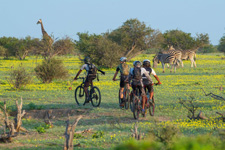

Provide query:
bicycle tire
left=133, top=95, right=140, bottom=120
left=75, top=86, right=85, bottom=106
left=130, top=92, right=134, bottom=112
left=149, top=96, right=155, bottom=116
left=124, top=89, right=130, bottom=110
left=90, top=86, right=101, bottom=107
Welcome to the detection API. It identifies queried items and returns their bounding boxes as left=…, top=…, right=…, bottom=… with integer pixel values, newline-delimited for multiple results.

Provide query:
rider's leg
left=120, top=87, right=124, bottom=100
left=84, top=79, right=90, bottom=102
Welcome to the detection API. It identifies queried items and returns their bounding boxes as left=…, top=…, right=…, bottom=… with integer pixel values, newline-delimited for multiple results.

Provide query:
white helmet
left=120, top=57, right=127, bottom=62
left=143, top=59, right=150, bottom=63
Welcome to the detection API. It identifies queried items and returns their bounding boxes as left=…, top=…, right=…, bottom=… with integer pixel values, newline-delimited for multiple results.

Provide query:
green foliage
left=199, top=44, right=218, bottom=53
left=34, top=58, right=68, bottom=83
left=218, top=34, right=225, bottom=54
left=35, top=123, right=52, bottom=133
left=27, top=102, right=44, bottom=110
left=92, top=131, right=104, bottom=139
left=28, top=102, right=36, bottom=110
left=8, top=64, right=31, bottom=89
left=53, top=36, right=76, bottom=55
left=77, top=18, right=156, bottom=67
left=115, top=139, right=163, bottom=150
left=74, top=133, right=84, bottom=139
left=171, top=135, right=225, bottom=150
left=0, top=46, right=7, bottom=57
left=162, top=30, right=209, bottom=50
left=76, top=33, right=123, bottom=67
left=150, top=125, right=180, bottom=145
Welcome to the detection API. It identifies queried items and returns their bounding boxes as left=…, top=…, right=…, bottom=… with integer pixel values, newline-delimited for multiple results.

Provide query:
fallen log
left=201, top=88, right=225, bottom=101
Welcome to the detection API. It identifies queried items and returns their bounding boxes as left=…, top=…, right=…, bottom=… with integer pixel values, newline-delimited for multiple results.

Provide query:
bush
left=8, top=64, right=31, bottom=89
left=0, top=46, right=6, bottom=57
left=34, top=58, right=68, bottom=83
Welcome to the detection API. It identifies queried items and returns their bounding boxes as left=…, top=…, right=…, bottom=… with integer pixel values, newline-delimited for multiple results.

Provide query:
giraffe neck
left=40, top=22, right=47, bottom=36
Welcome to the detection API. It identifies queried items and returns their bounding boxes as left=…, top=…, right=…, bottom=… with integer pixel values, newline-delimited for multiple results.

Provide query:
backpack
left=133, top=67, right=142, bottom=80
left=88, top=64, right=97, bottom=79
left=119, top=63, right=129, bottom=76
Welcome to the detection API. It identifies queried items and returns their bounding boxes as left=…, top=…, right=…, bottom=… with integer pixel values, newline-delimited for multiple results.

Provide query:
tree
left=218, top=34, right=225, bottom=54
left=76, top=33, right=123, bottom=67
left=162, top=30, right=210, bottom=50
left=53, top=36, right=76, bottom=56
left=108, top=18, right=154, bottom=60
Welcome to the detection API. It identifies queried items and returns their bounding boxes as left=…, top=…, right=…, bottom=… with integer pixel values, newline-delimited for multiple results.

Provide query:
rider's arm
left=112, top=71, right=118, bottom=81
left=154, top=75, right=161, bottom=85
left=74, top=69, right=82, bottom=80
left=151, top=69, right=161, bottom=85
left=98, top=68, right=105, bottom=75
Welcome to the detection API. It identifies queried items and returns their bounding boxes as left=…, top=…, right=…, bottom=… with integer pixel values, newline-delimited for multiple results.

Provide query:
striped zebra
left=180, top=49, right=197, bottom=67
left=153, top=52, right=178, bottom=73
left=160, top=49, right=183, bottom=67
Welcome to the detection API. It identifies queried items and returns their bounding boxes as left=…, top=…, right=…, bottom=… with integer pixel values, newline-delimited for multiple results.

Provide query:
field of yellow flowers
left=0, top=53, right=224, bottom=149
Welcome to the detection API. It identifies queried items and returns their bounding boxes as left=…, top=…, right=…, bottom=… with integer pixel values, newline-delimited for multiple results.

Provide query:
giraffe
left=37, top=19, right=53, bottom=58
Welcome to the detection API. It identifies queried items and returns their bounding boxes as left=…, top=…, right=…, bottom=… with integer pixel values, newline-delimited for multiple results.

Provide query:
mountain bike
left=115, top=79, right=130, bottom=109
left=131, top=87, right=141, bottom=120
left=74, top=77, right=101, bottom=107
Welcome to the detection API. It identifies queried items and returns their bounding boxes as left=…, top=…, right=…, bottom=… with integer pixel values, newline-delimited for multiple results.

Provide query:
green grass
left=0, top=54, right=224, bottom=149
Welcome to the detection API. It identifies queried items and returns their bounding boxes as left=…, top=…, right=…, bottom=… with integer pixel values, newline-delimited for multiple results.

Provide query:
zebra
left=153, top=52, right=178, bottom=73
left=160, top=49, right=183, bottom=67
left=180, top=49, right=197, bottom=67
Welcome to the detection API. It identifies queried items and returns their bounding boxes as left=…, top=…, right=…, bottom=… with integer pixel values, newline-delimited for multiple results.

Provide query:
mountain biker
left=112, top=57, right=130, bottom=107
left=142, top=59, right=161, bottom=103
left=73, top=56, right=105, bottom=103
left=129, top=60, right=153, bottom=114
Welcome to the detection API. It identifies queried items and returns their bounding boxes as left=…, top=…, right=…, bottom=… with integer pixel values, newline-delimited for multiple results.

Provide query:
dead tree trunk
left=0, top=98, right=27, bottom=143
left=63, top=115, right=82, bottom=150
left=131, top=122, right=144, bottom=140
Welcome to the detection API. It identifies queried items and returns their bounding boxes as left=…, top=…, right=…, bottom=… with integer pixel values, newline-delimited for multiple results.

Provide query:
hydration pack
left=88, top=64, right=97, bottom=79
left=133, top=67, right=142, bottom=80
left=119, top=63, right=129, bottom=76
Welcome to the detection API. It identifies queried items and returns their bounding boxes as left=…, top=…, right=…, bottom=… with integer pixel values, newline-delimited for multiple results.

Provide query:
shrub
left=8, top=64, right=31, bottom=89
left=34, top=58, right=68, bottom=83
left=0, top=46, right=6, bottom=57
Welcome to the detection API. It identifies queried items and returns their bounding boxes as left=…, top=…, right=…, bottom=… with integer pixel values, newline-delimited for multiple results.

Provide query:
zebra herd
left=152, top=47, right=197, bottom=73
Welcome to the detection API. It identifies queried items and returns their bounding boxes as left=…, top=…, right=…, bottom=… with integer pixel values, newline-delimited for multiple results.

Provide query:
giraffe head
left=37, top=19, right=42, bottom=24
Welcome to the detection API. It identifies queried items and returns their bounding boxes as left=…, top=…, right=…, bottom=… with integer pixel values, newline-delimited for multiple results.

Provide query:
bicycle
left=132, top=83, right=157, bottom=119
left=115, top=79, right=131, bottom=109
left=131, top=87, right=141, bottom=119
left=144, top=84, right=156, bottom=116
left=74, top=77, right=101, bottom=107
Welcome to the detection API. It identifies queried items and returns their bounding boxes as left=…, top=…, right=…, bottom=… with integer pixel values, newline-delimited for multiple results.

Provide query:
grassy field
left=0, top=53, right=224, bottom=149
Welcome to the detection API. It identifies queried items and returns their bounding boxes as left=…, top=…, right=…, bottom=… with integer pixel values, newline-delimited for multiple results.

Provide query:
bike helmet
left=133, top=61, right=142, bottom=67
left=143, top=59, right=151, bottom=67
left=84, top=56, right=91, bottom=64
left=120, top=57, right=127, bottom=62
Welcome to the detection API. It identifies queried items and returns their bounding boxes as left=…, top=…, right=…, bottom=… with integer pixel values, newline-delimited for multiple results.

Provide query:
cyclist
left=142, top=59, right=161, bottom=103
left=73, top=56, right=105, bottom=103
left=129, top=61, right=152, bottom=114
left=112, top=57, right=130, bottom=107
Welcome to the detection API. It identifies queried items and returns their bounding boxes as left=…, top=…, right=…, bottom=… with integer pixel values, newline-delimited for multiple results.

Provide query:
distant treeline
left=0, top=19, right=224, bottom=67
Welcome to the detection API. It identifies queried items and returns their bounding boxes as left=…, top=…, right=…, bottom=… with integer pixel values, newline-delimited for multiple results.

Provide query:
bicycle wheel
left=130, top=92, right=134, bottom=112
left=90, top=86, right=101, bottom=107
left=124, top=89, right=130, bottom=110
left=133, top=95, right=140, bottom=120
left=75, top=86, right=85, bottom=106
left=149, top=96, right=155, bottom=116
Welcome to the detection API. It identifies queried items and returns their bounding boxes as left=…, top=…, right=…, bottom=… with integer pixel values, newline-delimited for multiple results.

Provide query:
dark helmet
left=84, top=56, right=91, bottom=64
left=143, top=59, right=151, bottom=67
left=133, top=60, right=142, bottom=67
